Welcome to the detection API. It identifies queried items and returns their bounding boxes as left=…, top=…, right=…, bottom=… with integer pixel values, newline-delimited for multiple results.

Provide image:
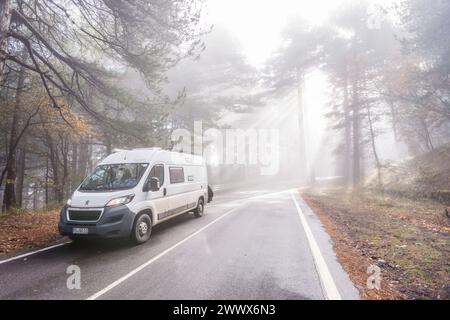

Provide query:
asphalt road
left=0, top=182, right=359, bottom=300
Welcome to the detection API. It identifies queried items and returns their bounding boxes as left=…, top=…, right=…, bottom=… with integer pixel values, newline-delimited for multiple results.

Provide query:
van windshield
left=79, top=163, right=149, bottom=191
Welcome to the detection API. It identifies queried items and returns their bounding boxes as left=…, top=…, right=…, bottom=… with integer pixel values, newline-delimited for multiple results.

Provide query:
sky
left=205, top=0, right=397, bottom=67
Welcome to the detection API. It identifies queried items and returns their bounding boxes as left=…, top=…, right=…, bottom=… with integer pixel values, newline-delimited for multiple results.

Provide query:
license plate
left=72, top=227, right=89, bottom=235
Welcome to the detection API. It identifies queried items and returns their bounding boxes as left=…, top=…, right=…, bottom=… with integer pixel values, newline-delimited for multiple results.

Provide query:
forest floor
left=302, top=188, right=450, bottom=300
left=0, top=209, right=61, bottom=256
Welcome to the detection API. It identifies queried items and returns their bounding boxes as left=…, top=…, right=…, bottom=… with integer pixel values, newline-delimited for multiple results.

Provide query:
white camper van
left=59, top=148, right=210, bottom=244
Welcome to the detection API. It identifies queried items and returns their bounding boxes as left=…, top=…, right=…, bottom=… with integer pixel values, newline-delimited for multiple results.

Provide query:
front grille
left=68, top=209, right=102, bottom=222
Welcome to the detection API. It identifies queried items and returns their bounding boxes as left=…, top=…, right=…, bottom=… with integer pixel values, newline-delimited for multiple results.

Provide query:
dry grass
left=302, top=188, right=450, bottom=300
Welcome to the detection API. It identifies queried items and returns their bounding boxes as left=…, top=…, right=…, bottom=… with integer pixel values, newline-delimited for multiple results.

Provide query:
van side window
left=169, top=167, right=185, bottom=184
left=148, top=164, right=164, bottom=186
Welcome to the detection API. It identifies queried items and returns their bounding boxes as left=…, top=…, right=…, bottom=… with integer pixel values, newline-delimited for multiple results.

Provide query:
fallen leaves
left=0, top=209, right=62, bottom=255
left=302, top=189, right=450, bottom=300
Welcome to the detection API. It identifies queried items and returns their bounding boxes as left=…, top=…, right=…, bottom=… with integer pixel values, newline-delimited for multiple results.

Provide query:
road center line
left=290, top=190, right=342, bottom=300
left=0, top=242, right=70, bottom=265
left=87, top=188, right=292, bottom=300
left=86, top=206, right=241, bottom=300
left=0, top=189, right=289, bottom=268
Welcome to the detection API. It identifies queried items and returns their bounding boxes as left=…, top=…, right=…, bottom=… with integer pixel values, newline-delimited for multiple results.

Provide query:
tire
left=131, top=213, right=152, bottom=244
left=193, top=198, right=204, bottom=218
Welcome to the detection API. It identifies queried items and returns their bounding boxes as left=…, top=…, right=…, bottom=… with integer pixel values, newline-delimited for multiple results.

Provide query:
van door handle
left=163, top=188, right=167, bottom=196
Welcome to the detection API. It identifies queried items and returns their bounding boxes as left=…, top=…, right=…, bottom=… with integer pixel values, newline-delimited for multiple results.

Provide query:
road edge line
left=290, top=190, right=342, bottom=300
left=0, top=189, right=288, bottom=266
left=86, top=206, right=240, bottom=300
left=0, top=242, right=70, bottom=265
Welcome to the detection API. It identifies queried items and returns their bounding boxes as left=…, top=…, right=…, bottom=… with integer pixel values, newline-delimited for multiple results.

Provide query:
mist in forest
left=1, top=0, right=449, bottom=210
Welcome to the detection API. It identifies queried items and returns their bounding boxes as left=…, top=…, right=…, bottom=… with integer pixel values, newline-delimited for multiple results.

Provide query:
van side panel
left=156, top=164, right=207, bottom=224
left=184, top=165, right=200, bottom=208
left=128, top=201, right=158, bottom=225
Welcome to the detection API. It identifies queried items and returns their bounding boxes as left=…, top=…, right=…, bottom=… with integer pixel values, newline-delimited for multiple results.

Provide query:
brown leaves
left=36, top=98, right=94, bottom=141
left=0, top=209, right=61, bottom=255
left=302, top=189, right=450, bottom=300
left=3, top=86, right=95, bottom=142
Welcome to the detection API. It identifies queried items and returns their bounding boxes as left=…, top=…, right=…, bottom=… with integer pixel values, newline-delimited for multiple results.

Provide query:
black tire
left=193, top=198, right=204, bottom=218
left=207, top=185, right=214, bottom=203
left=131, top=213, right=152, bottom=244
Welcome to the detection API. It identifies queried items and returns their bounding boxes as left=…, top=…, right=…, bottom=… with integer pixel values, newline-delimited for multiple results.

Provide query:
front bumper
left=58, top=205, right=135, bottom=238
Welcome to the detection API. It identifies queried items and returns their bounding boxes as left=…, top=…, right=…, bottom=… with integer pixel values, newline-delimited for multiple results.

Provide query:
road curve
left=0, top=183, right=359, bottom=300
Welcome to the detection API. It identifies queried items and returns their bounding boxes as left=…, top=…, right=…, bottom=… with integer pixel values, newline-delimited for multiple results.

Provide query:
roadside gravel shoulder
left=302, top=189, right=450, bottom=300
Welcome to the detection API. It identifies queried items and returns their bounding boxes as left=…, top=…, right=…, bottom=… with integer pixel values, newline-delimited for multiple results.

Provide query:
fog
left=1, top=0, right=449, bottom=301
left=162, top=0, right=411, bottom=186
left=1, top=0, right=450, bottom=207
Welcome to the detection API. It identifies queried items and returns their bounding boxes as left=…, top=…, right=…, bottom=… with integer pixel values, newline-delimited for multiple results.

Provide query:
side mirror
left=150, top=177, right=160, bottom=192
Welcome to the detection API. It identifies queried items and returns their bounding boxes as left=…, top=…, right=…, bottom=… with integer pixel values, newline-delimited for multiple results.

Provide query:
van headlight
left=105, top=194, right=135, bottom=208
left=66, top=198, right=72, bottom=206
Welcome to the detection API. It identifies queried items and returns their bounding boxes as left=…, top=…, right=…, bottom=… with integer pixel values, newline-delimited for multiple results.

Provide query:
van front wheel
left=193, top=199, right=204, bottom=218
left=131, top=213, right=152, bottom=244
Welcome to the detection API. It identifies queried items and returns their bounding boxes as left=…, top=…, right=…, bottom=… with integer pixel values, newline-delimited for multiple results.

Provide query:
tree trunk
left=105, top=134, right=112, bottom=155
left=351, top=80, right=361, bottom=189
left=387, top=98, right=399, bottom=142
left=0, top=0, right=12, bottom=81
left=3, top=112, right=18, bottom=211
left=47, top=133, right=63, bottom=203
left=61, top=136, right=69, bottom=201
left=351, top=39, right=361, bottom=190
left=32, top=186, right=37, bottom=210
left=367, top=106, right=383, bottom=191
left=421, top=118, right=434, bottom=151
left=297, top=68, right=308, bottom=185
left=2, top=153, right=17, bottom=211
left=16, top=145, right=26, bottom=207
left=343, top=66, right=352, bottom=187
left=2, top=66, right=25, bottom=212
left=70, top=142, right=78, bottom=192
left=87, top=136, right=93, bottom=173
left=45, top=157, right=49, bottom=207
left=78, top=138, right=89, bottom=180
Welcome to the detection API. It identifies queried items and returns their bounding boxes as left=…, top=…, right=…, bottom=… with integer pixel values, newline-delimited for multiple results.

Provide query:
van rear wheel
left=131, top=213, right=152, bottom=244
left=193, top=198, right=204, bottom=218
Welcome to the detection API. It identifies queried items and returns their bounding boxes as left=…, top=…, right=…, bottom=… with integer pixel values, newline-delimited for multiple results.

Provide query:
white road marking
left=0, top=189, right=289, bottom=268
left=207, top=189, right=291, bottom=207
left=0, top=242, right=70, bottom=265
left=290, top=190, right=342, bottom=300
left=246, top=189, right=293, bottom=200
left=86, top=207, right=240, bottom=300
left=87, top=188, right=293, bottom=300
